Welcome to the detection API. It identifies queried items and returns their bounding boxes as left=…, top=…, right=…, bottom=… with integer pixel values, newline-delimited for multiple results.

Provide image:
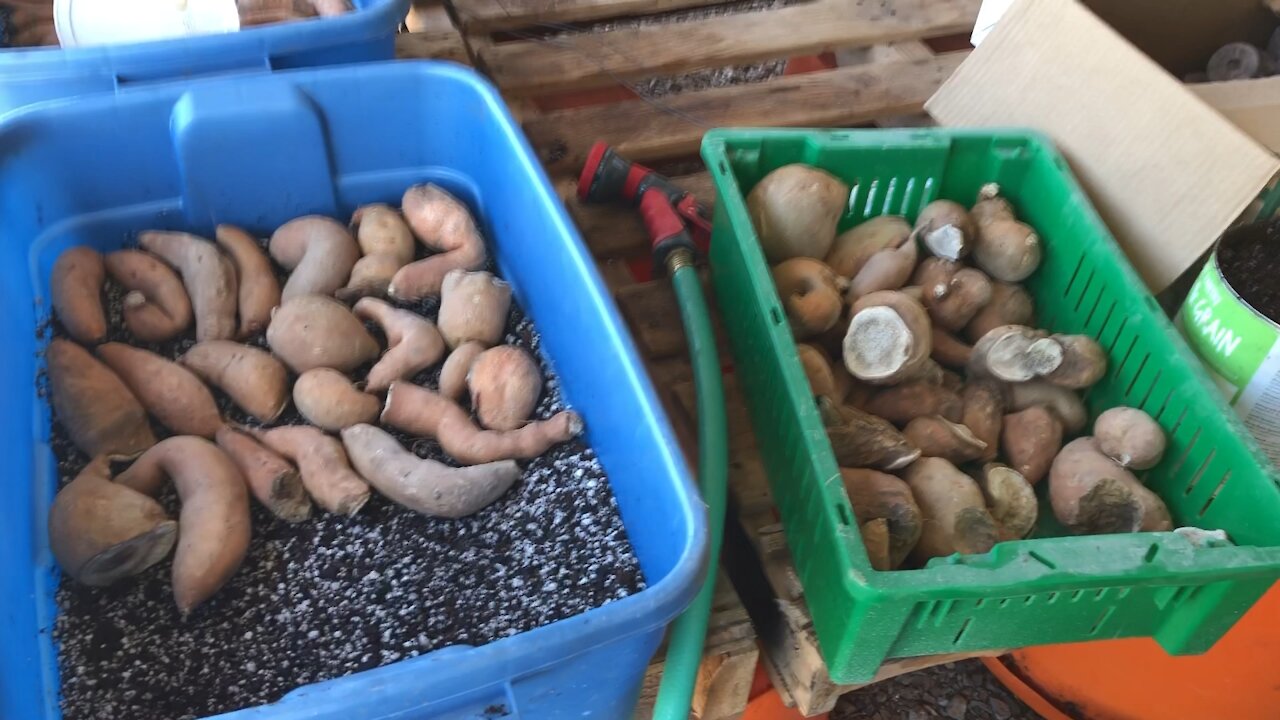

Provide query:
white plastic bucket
left=54, top=0, right=241, bottom=48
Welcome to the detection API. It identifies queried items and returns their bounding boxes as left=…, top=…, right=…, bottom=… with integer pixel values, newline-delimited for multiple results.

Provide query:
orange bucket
left=985, top=581, right=1280, bottom=719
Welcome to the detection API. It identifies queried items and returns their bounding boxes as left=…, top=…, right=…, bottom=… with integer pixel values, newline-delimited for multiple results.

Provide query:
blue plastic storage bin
left=0, top=0, right=409, bottom=117
left=0, top=60, right=705, bottom=719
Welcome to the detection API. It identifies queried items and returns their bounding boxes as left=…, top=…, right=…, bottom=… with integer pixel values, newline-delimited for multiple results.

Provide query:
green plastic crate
left=701, top=128, right=1280, bottom=684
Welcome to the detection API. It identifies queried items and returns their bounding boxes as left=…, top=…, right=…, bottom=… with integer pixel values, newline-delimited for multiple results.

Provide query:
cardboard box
left=927, top=0, right=1280, bottom=292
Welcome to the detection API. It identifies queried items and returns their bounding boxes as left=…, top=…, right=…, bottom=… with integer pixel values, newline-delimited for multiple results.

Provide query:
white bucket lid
left=55, top=0, right=241, bottom=48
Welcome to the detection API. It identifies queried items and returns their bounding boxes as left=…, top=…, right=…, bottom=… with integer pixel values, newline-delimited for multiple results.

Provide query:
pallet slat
left=477, top=0, right=980, bottom=96
left=397, top=29, right=473, bottom=64
left=526, top=53, right=964, bottom=173
left=452, top=0, right=738, bottom=32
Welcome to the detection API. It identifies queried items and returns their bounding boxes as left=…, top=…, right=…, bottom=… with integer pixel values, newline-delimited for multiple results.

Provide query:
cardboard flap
left=925, top=0, right=1280, bottom=292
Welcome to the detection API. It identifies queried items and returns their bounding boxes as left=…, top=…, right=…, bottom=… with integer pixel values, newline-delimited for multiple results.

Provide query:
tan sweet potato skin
left=293, top=368, right=380, bottom=432
left=439, top=341, right=486, bottom=401
left=47, top=339, right=156, bottom=458
left=51, top=246, right=107, bottom=345
left=180, top=341, right=289, bottom=423
left=266, top=295, right=380, bottom=374
left=96, top=342, right=222, bottom=438
left=105, top=249, right=193, bottom=342
left=389, top=184, right=489, bottom=301
left=840, top=468, right=922, bottom=568
left=469, top=346, right=543, bottom=432
left=1001, top=406, right=1063, bottom=485
left=269, top=216, right=360, bottom=302
left=138, top=231, right=238, bottom=342
left=215, top=225, right=280, bottom=338
left=1095, top=406, right=1166, bottom=470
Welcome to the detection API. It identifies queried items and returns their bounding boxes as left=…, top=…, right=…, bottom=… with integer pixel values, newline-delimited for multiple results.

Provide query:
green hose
left=652, top=249, right=729, bottom=719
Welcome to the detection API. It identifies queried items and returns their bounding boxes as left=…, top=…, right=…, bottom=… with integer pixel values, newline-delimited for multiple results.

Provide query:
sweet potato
left=1001, top=406, right=1063, bottom=485
left=215, top=426, right=311, bottom=523
left=846, top=235, right=919, bottom=300
left=840, top=468, right=922, bottom=568
left=819, top=397, right=920, bottom=471
left=342, top=424, right=522, bottom=518
left=353, top=297, right=446, bottom=392
left=339, top=204, right=416, bottom=300
left=844, top=290, right=933, bottom=384
left=903, top=415, right=987, bottom=464
left=252, top=425, right=370, bottom=516
left=903, top=457, right=998, bottom=560
left=215, top=225, right=280, bottom=338
left=269, top=215, right=359, bottom=301
left=961, top=380, right=1005, bottom=462
left=138, top=231, right=238, bottom=341
left=969, top=325, right=1063, bottom=383
left=437, top=269, right=513, bottom=350
left=105, top=249, right=192, bottom=342
left=797, top=344, right=849, bottom=401
left=965, top=282, right=1034, bottom=344
left=180, top=341, right=289, bottom=423
left=930, top=327, right=973, bottom=369
left=979, top=463, right=1038, bottom=541
left=919, top=263, right=993, bottom=332
left=971, top=185, right=1041, bottom=282
left=747, top=164, right=848, bottom=262
left=1095, top=407, right=1166, bottom=470
left=389, top=184, right=489, bottom=301
left=293, top=368, right=380, bottom=431
left=913, top=200, right=974, bottom=261
left=96, top=342, right=222, bottom=438
left=468, top=345, right=543, bottom=431
left=1043, top=334, right=1107, bottom=390
left=864, top=381, right=963, bottom=426
left=1006, top=381, right=1088, bottom=435
left=266, top=294, right=380, bottom=374
left=51, top=246, right=107, bottom=345
left=826, top=215, right=911, bottom=278
left=48, top=457, right=177, bottom=586
left=382, top=381, right=582, bottom=464
left=115, top=437, right=251, bottom=614
left=47, top=339, right=156, bottom=458
left=773, top=258, right=848, bottom=338
left=1050, top=438, right=1172, bottom=534
left=439, top=341, right=486, bottom=401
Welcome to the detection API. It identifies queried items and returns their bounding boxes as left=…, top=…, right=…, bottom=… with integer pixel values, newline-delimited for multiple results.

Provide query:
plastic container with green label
left=1178, top=221, right=1280, bottom=468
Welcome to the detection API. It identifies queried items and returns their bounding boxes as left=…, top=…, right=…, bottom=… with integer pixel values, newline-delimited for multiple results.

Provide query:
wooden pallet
left=397, top=1, right=995, bottom=716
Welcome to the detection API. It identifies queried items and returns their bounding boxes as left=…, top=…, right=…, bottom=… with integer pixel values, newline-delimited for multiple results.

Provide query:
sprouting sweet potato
left=382, top=381, right=582, bottom=464
left=437, top=269, right=513, bottom=350
left=269, top=215, right=360, bottom=302
left=48, top=457, right=177, bottom=587
left=916, top=260, right=993, bottom=332
left=1001, top=406, right=1063, bottom=485
left=266, top=294, right=380, bottom=374
left=342, top=424, right=522, bottom=519
left=819, top=397, right=920, bottom=471
left=903, top=457, right=998, bottom=560
left=1095, top=407, right=1166, bottom=470
left=47, top=339, right=156, bottom=458
left=969, top=325, right=1063, bottom=383
left=971, top=185, right=1041, bottom=282
left=215, top=225, right=280, bottom=338
left=773, top=258, right=848, bottom=338
left=840, top=468, right=922, bottom=568
left=293, top=368, right=380, bottom=431
left=215, top=426, right=311, bottom=523
left=51, top=246, right=107, bottom=345
left=96, top=342, right=222, bottom=438
left=747, top=164, right=848, bottom=262
left=252, top=425, right=370, bottom=516
left=389, top=184, right=489, bottom=301
left=104, top=249, right=192, bottom=342
left=844, top=290, right=933, bottom=385
left=115, top=437, right=251, bottom=615
left=138, top=231, right=238, bottom=342
left=353, top=297, right=446, bottom=392
left=180, top=341, right=289, bottom=423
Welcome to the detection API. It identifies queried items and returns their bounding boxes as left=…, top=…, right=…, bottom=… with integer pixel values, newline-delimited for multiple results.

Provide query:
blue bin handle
left=113, top=54, right=275, bottom=90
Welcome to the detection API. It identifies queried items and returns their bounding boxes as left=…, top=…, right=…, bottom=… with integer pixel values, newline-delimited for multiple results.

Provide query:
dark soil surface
left=832, top=660, right=1037, bottom=720
left=1218, top=217, right=1280, bottom=323
left=48, top=238, right=643, bottom=720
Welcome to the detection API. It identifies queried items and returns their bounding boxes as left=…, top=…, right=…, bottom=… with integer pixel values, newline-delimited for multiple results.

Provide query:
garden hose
left=652, top=248, right=729, bottom=719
